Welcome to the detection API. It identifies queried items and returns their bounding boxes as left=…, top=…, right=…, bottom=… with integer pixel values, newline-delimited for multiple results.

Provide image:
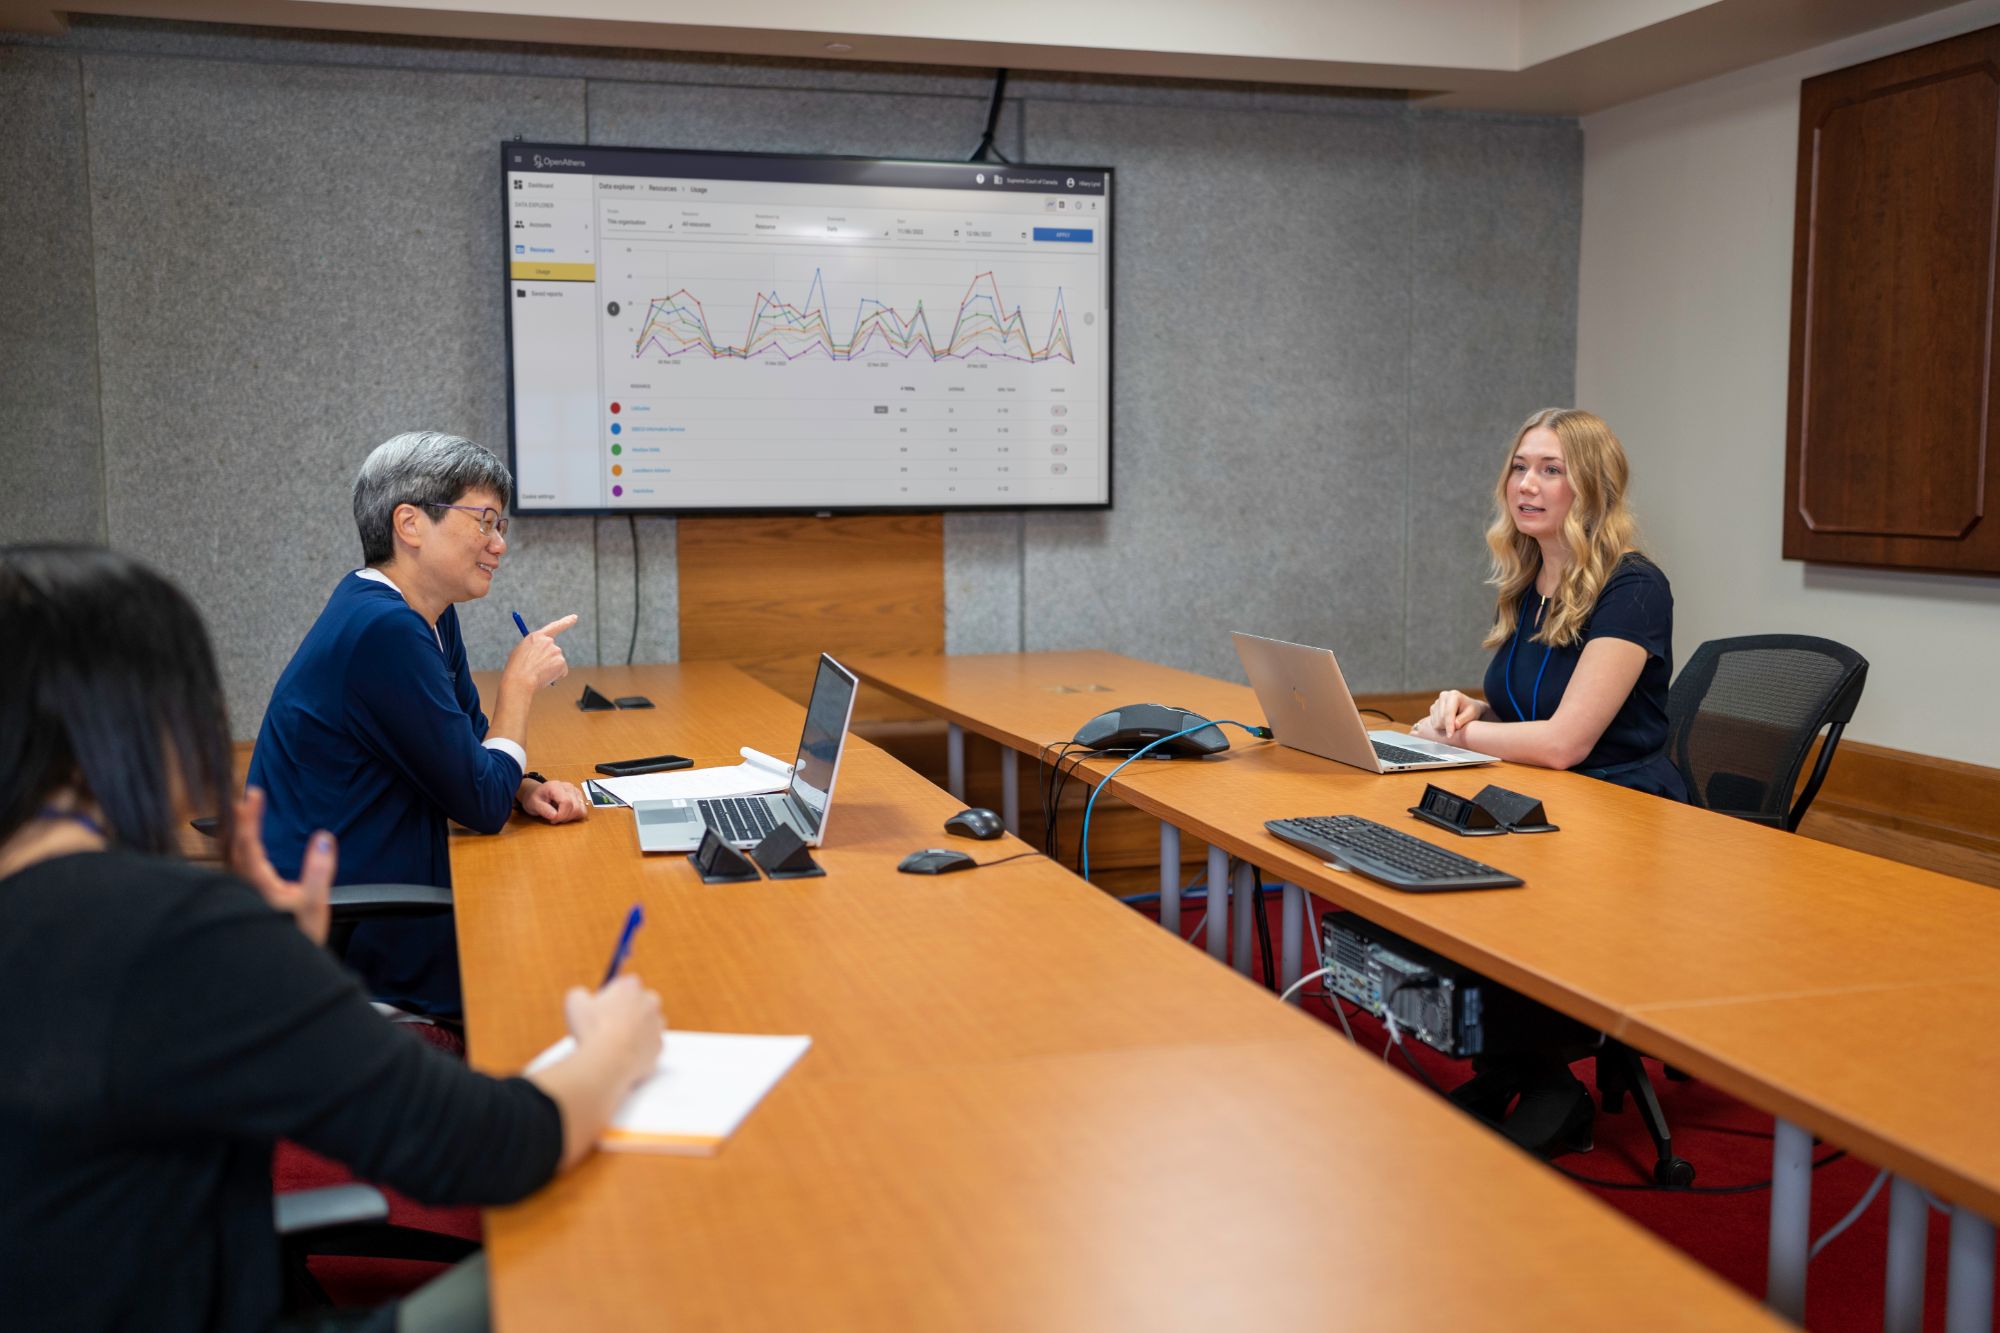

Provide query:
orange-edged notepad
left=525, top=1031, right=812, bottom=1155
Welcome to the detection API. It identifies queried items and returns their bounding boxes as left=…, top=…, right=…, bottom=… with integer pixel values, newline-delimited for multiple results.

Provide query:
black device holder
left=690, top=829, right=761, bottom=884
left=1473, top=784, right=1558, bottom=833
left=750, top=825, right=826, bottom=880
left=578, top=684, right=656, bottom=711
left=1409, top=783, right=1559, bottom=836
left=1409, top=785, right=1508, bottom=836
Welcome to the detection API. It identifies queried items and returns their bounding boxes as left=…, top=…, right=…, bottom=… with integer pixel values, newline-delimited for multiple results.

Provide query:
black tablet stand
left=751, top=825, right=826, bottom=880
left=691, top=829, right=761, bottom=884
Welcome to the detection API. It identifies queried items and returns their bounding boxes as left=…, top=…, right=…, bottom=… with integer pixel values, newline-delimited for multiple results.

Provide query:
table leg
left=1231, top=860, right=1254, bottom=974
left=1945, top=1206, right=1995, bottom=1333
left=1766, top=1117, right=1812, bottom=1322
left=1158, top=822, right=1181, bottom=935
left=1280, top=883, right=1304, bottom=997
left=946, top=723, right=965, bottom=802
left=999, top=748, right=1019, bottom=833
left=1884, top=1176, right=1927, bottom=1333
left=1205, top=845, right=1229, bottom=961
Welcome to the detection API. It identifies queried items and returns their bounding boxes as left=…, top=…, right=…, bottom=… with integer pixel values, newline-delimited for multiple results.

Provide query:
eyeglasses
left=421, top=502, right=509, bottom=539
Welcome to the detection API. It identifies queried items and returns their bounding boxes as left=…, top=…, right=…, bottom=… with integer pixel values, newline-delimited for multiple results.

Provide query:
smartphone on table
left=594, top=754, right=693, bottom=777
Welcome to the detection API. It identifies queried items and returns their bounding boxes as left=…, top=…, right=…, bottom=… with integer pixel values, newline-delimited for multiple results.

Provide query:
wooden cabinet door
left=1784, top=24, right=2000, bottom=574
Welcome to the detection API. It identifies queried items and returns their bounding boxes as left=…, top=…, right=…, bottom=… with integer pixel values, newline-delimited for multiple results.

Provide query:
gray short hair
left=352, top=432, right=514, bottom=565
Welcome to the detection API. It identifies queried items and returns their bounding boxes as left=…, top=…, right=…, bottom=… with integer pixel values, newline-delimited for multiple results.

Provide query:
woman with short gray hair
left=248, top=431, right=589, bottom=1016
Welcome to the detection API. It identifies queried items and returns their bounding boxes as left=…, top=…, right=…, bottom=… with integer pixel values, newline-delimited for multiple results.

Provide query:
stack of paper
left=593, top=747, right=792, bottom=806
left=526, top=1031, right=812, bottom=1155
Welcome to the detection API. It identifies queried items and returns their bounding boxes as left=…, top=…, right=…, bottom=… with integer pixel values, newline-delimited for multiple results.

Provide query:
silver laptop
left=633, top=654, right=860, bottom=853
left=1231, top=631, right=1499, bottom=774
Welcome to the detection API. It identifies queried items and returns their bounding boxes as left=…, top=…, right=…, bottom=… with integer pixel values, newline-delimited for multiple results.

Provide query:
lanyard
left=1503, top=594, right=1556, bottom=722
left=38, top=806, right=108, bottom=838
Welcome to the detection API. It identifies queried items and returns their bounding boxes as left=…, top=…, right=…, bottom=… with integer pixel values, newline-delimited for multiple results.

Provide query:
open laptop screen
left=788, top=656, right=859, bottom=837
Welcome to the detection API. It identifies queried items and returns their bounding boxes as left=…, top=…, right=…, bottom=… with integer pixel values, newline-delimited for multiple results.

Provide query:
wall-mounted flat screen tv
left=503, top=142, right=1113, bottom=515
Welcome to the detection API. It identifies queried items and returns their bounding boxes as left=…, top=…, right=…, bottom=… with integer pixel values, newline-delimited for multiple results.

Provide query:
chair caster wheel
left=1655, top=1157, right=1696, bottom=1188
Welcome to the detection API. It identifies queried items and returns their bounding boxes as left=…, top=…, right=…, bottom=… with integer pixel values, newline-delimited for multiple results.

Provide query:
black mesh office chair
left=1595, top=634, right=1869, bottom=1184
left=1664, top=635, right=1870, bottom=830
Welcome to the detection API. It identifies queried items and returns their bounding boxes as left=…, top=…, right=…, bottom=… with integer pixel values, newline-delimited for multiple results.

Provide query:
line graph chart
left=630, top=269, right=1076, bottom=365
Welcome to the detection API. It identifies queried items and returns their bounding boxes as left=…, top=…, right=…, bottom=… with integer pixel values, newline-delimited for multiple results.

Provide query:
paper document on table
left=525, top=1030, right=811, bottom=1155
left=594, top=747, right=793, bottom=805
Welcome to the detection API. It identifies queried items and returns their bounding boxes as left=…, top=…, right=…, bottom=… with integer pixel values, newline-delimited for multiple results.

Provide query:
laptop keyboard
left=698, top=796, right=779, bottom=844
left=1265, top=815, right=1522, bottom=892
left=1371, top=738, right=1446, bottom=767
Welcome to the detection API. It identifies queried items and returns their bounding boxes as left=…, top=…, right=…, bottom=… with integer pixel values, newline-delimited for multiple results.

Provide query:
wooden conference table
left=449, top=663, right=1774, bottom=1332
left=849, top=650, right=2000, bottom=1330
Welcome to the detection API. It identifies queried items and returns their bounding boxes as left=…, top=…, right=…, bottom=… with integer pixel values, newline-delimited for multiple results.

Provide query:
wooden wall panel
left=676, top=514, right=943, bottom=713
left=1783, top=24, right=2000, bottom=574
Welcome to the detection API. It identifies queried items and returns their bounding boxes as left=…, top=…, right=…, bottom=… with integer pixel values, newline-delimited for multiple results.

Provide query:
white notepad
left=592, top=747, right=793, bottom=806
left=525, top=1030, right=811, bottom=1155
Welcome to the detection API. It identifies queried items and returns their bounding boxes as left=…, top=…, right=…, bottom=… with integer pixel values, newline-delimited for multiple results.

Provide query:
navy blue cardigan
left=249, top=574, right=523, bottom=1012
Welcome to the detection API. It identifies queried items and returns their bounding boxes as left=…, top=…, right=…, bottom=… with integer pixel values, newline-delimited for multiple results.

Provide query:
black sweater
left=0, top=851, right=563, bottom=1332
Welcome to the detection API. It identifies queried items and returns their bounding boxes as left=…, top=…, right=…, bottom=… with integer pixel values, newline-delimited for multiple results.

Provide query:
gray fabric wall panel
left=944, top=512, right=1024, bottom=653
left=0, top=49, right=105, bottom=545
left=79, top=54, right=587, bottom=735
left=585, top=77, right=1019, bottom=159
left=1020, top=100, right=1411, bottom=689
left=1403, top=115, right=1582, bottom=688
left=592, top=515, right=678, bottom=668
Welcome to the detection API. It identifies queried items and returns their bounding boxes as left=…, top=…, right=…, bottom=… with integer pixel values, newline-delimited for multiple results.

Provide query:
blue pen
left=601, top=903, right=644, bottom=987
left=512, top=611, right=530, bottom=637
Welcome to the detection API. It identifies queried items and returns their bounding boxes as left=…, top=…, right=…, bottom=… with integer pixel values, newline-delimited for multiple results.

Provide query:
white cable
left=1286, top=888, right=1358, bottom=1044
left=1327, top=993, right=1357, bottom=1044
left=1810, top=1169, right=1889, bottom=1260
left=1278, top=965, right=1335, bottom=1007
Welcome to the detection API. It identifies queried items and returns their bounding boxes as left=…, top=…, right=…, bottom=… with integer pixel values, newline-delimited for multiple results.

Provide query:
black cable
left=1037, top=741, right=1069, bottom=856
left=968, top=69, right=1013, bottom=164
left=1046, top=744, right=1106, bottom=862
left=1394, top=1039, right=1448, bottom=1096
left=1251, top=865, right=1275, bottom=991
left=1553, top=1150, right=1848, bottom=1195
left=966, top=850, right=1042, bottom=870
left=1358, top=707, right=1394, bottom=721
left=1037, top=740, right=1085, bottom=856
left=625, top=514, right=640, bottom=667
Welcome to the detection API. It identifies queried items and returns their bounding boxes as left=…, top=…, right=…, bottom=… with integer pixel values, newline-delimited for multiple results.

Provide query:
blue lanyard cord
left=38, top=805, right=108, bottom=838
left=1503, top=596, right=1557, bottom=723
left=1078, top=721, right=1267, bottom=881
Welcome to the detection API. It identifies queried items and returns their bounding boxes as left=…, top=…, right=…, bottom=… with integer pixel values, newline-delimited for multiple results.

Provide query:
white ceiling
left=0, top=0, right=1970, bottom=113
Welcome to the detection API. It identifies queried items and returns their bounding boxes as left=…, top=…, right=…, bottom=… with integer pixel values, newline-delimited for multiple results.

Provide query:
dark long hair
left=0, top=546, right=235, bottom=855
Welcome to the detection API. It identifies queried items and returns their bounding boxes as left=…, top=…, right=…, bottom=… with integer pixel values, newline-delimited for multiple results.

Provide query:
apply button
left=1031, top=227, right=1094, bottom=243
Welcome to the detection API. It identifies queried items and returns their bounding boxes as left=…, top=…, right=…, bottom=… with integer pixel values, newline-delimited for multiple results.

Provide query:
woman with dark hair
left=0, top=545, right=664, bottom=1333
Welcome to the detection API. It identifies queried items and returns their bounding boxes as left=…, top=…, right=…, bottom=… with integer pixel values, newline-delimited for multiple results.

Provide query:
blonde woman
left=1413, top=408, right=1686, bottom=802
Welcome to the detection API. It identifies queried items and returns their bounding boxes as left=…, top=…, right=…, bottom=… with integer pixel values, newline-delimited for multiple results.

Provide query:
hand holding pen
left=559, top=904, right=663, bottom=1106
left=506, top=609, right=577, bottom=691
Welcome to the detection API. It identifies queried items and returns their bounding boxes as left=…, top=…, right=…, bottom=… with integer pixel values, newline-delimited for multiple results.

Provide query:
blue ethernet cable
left=1077, top=720, right=1270, bottom=881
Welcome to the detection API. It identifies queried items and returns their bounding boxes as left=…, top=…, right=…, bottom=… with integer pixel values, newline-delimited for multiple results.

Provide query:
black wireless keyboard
left=1265, top=814, right=1524, bottom=892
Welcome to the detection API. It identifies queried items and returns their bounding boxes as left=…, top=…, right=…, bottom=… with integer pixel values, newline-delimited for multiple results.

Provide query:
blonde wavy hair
left=1482, top=408, right=1641, bottom=650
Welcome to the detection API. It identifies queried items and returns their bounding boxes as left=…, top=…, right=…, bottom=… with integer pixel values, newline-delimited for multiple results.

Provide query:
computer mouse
left=897, top=848, right=979, bottom=875
left=944, top=807, right=1005, bottom=840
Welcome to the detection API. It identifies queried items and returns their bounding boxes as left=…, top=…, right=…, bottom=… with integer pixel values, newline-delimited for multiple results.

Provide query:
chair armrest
left=329, top=884, right=454, bottom=921
left=275, top=1184, right=389, bottom=1236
